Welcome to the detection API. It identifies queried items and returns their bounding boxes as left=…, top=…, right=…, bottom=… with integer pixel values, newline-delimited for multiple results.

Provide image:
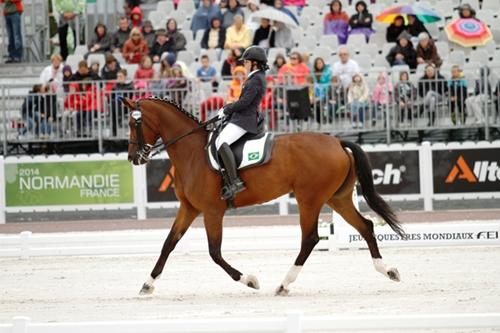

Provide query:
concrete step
left=0, top=62, right=48, bottom=76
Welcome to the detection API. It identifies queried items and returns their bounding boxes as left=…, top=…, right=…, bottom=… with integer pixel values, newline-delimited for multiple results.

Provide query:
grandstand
left=0, top=0, right=499, bottom=155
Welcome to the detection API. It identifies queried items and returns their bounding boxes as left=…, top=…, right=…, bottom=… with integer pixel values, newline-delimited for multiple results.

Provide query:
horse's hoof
left=275, top=285, right=289, bottom=296
left=139, top=283, right=155, bottom=295
left=246, top=274, right=260, bottom=290
left=387, top=268, right=401, bottom=282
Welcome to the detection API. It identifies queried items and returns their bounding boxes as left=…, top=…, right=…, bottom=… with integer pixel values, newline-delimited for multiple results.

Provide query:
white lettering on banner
left=79, top=188, right=120, bottom=198
left=472, top=161, right=500, bottom=182
left=372, top=164, right=403, bottom=185
left=18, top=174, right=121, bottom=195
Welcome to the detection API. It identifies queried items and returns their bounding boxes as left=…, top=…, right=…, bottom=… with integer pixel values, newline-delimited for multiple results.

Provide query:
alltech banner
left=146, top=159, right=178, bottom=202
left=365, top=150, right=420, bottom=195
left=433, top=148, right=500, bottom=193
left=4, top=160, right=134, bottom=206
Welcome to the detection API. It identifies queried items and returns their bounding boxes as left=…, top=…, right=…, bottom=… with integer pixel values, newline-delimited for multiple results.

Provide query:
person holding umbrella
left=458, top=3, right=476, bottom=19
left=407, top=14, right=430, bottom=38
left=386, top=15, right=406, bottom=43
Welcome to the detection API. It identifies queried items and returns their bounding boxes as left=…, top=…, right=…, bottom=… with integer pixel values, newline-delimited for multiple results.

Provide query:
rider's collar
left=248, top=69, right=259, bottom=79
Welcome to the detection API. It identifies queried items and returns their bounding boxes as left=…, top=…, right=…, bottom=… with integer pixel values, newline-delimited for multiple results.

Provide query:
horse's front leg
left=204, top=212, right=260, bottom=290
left=140, top=201, right=199, bottom=295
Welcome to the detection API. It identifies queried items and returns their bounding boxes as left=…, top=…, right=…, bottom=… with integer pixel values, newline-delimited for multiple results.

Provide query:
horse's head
left=121, top=97, right=160, bottom=165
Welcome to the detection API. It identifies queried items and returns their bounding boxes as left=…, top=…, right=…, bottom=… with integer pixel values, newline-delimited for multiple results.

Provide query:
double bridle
left=129, top=108, right=219, bottom=164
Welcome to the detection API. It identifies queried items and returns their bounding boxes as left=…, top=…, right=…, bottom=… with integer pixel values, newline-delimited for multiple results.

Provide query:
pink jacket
left=284, top=0, right=306, bottom=6
left=372, top=74, right=393, bottom=104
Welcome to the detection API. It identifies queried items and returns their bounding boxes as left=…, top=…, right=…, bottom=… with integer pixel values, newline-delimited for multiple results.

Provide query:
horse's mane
left=147, top=97, right=203, bottom=126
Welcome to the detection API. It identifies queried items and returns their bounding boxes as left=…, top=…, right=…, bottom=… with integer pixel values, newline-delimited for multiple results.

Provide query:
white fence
left=2, top=312, right=500, bottom=333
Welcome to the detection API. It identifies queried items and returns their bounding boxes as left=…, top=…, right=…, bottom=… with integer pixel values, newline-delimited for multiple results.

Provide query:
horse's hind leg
left=328, top=195, right=401, bottom=282
left=276, top=199, right=322, bottom=296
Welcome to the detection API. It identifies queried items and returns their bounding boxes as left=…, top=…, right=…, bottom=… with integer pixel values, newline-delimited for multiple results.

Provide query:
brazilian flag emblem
left=248, top=152, right=260, bottom=161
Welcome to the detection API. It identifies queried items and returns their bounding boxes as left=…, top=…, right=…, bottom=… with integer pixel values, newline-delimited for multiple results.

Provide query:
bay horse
left=121, top=97, right=404, bottom=296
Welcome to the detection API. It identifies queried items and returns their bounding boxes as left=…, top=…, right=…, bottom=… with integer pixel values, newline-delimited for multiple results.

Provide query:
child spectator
left=465, top=66, right=492, bottom=124
left=89, top=60, right=100, bottom=77
left=88, top=23, right=111, bottom=55
left=197, top=54, right=218, bottom=91
left=167, top=65, right=188, bottom=105
left=166, top=19, right=187, bottom=53
left=323, top=0, right=349, bottom=45
left=394, top=71, right=416, bottom=124
left=150, top=29, right=175, bottom=63
left=416, top=32, right=442, bottom=68
left=371, top=72, right=393, bottom=126
left=269, top=53, right=286, bottom=76
left=101, top=54, right=121, bottom=81
left=448, top=65, right=468, bottom=125
left=129, top=6, right=143, bottom=28
left=348, top=1, right=374, bottom=42
left=110, top=69, right=134, bottom=136
left=386, top=15, right=406, bottom=43
left=111, top=17, right=131, bottom=52
left=386, top=31, right=417, bottom=69
left=227, top=65, right=246, bottom=102
left=347, top=73, right=370, bottom=128
left=142, top=20, right=156, bottom=50
left=134, top=55, right=155, bottom=90
left=201, top=17, right=226, bottom=50
left=62, top=65, right=73, bottom=93
left=122, top=27, right=149, bottom=64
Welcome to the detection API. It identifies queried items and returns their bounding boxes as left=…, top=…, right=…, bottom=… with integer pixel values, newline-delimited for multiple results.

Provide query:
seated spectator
left=40, top=84, right=58, bottom=137
left=332, top=46, right=360, bottom=90
left=129, top=6, right=143, bottom=28
left=465, top=66, right=491, bottom=124
left=39, top=54, right=63, bottom=91
left=20, top=84, right=43, bottom=137
left=407, top=15, right=429, bottom=39
left=418, top=64, right=447, bottom=126
left=221, top=47, right=244, bottom=79
left=386, top=15, right=406, bottom=43
left=245, top=0, right=260, bottom=30
left=269, top=53, right=286, bottom=76
left=371, top=72, right=393, bottom=126
left=142, top=20, right=156, bottom=50
left=191, top=0, right=222, bottom=36
left=416, top=32, right=442, bottom=68
left=101, top=54, right=121, bottom=81
left=150, top=29, right=175, bottom=63
left=201, top=17, right=226, bottom=50
left=312, top=57, right=332, bottom=122
left=89, top=60, right=100, bottom=77
left=458, top=3, right=476, bottom=19
left=386, top=31, right=417, bottom=69
left=123, top=27, right=149, bottom=64
left=71, top=60, right=100, bottom=85
left=111, top=17, right=132, bottom=52
left=347, top=73, right=370, bottom=128
left=448, top=65, right=468, bottom=125
left=224, top=14, right=252, bottom=49
left=166, top=19, right=187, bottom=53
left=253, top=19, right=271, bottom=48
left=323, top=0, right=349, bottom=45
left=197, top=54, right=218, bottom=90
left=109, top=69, right=134, bottom=136
left=227, top=65, right=246, bottom=102
left=223, top=0, right=245, bottom=28
left=277, top=52, right=310, bottom=85
left=269, top=21, right=293, bottom=49
left=349, top=1, right=374, bottom=42
left=159, top=53, right=175, bottom=79
left=134, top=55, right=155, bottom=90
left=167, top=65, right=188, bottom=105
left=394, top=71, right=417, bottom=124
left=88, top=23, right=111, bottom=55
left=62, top=65, right=73, bottom=93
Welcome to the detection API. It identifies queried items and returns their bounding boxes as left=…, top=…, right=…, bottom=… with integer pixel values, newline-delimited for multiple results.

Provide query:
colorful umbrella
left=376, top=4, right=441, bottom=24
left=252, top=7, right=299, bottom=28
left=445, top=18, right=492, bottom=47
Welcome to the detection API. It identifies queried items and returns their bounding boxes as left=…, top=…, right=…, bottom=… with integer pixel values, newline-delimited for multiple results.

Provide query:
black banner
left=146, top=159, right=178, bottom=202
left=364, top=150, right=420, bottom=195
left=433, top=148, right=500, bottom=193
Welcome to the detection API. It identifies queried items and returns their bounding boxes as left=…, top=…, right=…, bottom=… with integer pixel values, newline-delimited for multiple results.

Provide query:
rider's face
left=244, top=60, right=252, bottom=73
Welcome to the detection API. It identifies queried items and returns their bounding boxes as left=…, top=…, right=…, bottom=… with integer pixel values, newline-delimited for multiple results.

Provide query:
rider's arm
left=224, top=83, right=259, bottom=115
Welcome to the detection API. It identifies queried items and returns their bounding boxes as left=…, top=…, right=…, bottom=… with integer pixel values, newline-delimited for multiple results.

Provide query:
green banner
left=5, top=160, right=134, bottom=206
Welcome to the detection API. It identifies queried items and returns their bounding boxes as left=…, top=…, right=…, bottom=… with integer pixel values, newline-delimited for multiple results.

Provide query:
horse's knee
left=303, top=233, right=320, bottom=248
left=209, top=246, right=223, bottom=264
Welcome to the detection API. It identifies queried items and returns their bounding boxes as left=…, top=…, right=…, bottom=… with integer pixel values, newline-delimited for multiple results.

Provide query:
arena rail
left=1, top=312, right=500, bottom=333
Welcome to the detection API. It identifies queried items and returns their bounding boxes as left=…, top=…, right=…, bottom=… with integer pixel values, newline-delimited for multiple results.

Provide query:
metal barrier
left=1, top=66, right=499, bottom=155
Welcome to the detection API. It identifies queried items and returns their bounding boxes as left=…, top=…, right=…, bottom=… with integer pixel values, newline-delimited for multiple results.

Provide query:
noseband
left=129, top=106, right=219, bottom=164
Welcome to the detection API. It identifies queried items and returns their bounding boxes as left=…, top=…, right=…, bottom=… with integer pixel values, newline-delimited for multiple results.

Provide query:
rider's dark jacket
left=223, top=70, right=266, bottom=134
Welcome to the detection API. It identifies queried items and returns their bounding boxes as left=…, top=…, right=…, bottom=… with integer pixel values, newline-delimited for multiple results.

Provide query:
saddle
left=206, top=114, right=275, bottom=172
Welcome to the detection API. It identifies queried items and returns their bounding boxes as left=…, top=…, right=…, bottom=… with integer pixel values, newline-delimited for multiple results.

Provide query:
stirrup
left=221, top=180, right=246, bottom=201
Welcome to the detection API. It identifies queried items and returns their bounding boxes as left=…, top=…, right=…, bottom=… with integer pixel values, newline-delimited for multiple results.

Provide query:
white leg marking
left=276, top=265, right=302, bottom=296
left=373, top=258, right=400, bottom=282
left=239, top=274, right=260, bottom=289
left=139, top=275, right=161, bottom=295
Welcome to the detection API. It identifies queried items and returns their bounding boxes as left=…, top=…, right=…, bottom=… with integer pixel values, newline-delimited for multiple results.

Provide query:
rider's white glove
left=217, top=107, right=226, bottom=119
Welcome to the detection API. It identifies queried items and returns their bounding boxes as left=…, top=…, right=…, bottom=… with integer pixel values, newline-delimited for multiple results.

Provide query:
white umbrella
left=251, top=7, right=299, bottom=29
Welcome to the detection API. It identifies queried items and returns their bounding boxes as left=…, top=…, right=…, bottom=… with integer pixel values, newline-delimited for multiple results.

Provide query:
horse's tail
left=340, top=140, right=405, bottom=237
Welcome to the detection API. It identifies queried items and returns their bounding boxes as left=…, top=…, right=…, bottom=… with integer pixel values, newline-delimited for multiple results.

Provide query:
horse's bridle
left=128, top=105, right=219, bottom=164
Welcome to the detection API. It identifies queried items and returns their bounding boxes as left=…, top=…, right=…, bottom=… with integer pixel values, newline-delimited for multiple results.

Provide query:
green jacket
left=54, top=0, right=84, bottom=14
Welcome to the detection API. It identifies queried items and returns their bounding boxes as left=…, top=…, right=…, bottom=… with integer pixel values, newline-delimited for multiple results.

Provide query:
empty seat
left=177, top=50, right=194, bottom=65
left=157, top=0, right=174, bottom=13
left=353, top=54, right=372, bottom=71
left=121, top=64, right=138, bottom=80
left=468, top=50, right=489, bottom=64
left=318, top=35, right=339, bottom=51
left=312, top=46, right=332, bottom=60
left=87, top=53, right=105, bottom=70
left=448, top=50, right=466, bottom=66
left=74, top=45, right=88, bottom=56
left=65, top=54, right=83, bottom=71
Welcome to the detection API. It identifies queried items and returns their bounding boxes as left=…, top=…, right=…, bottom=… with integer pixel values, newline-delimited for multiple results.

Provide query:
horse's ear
left=120, top=97, right=136, bottom=110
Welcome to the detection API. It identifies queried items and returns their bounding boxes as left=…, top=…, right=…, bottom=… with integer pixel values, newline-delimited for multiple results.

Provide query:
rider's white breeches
left=216, top=123, right=247, bottom=150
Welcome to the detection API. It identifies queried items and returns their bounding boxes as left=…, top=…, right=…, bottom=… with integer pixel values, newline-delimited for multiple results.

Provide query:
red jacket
left=0, top=0, right=23, bottom=15
left=122, top=39, right=149, bottom=64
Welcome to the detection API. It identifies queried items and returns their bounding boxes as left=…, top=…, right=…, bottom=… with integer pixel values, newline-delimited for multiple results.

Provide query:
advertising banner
left=5, top=160, right=134, bottom=206
left=433, top=148, right=500, bottom=193
left=146, top=159, right=178, bottom=202
left=364, top=150, right=420, bottom=195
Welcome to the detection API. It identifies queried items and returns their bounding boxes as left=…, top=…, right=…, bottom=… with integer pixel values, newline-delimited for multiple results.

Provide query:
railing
left=1, top=67, right=499, bottom=155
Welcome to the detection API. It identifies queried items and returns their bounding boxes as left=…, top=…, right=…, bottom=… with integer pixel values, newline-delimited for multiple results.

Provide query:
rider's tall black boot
left=218, top=143, right=246, bottom=200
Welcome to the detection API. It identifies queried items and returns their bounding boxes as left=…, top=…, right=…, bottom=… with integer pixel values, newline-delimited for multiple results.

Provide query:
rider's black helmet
left=241, top=46, right=267, bottom=64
